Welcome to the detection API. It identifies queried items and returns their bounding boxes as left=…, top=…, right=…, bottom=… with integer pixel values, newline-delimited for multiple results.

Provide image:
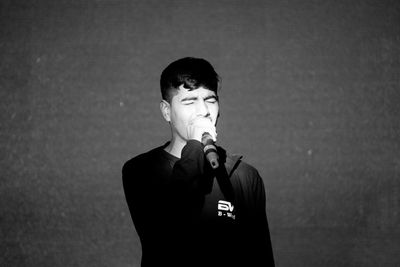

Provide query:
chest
left=199, top=178, right=238, bottom=224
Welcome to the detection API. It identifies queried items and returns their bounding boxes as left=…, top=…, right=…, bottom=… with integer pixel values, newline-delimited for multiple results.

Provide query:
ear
left=160, top=100, right=171, bottom=122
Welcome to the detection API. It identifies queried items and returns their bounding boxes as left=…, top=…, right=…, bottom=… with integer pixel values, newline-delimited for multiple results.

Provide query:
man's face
left=166, top=85, right=219, bottom=142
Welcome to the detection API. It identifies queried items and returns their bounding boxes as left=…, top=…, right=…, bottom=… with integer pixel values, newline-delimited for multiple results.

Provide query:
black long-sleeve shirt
left=122, top=140, right=274, bottom=267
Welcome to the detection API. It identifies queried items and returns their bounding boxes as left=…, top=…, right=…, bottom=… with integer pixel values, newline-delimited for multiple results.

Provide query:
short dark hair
left=160, top=57, right=220, bottom=103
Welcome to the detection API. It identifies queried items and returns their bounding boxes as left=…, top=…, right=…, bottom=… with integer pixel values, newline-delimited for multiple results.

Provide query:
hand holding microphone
left=201, top=132, right=219, bottom=169
left=187, top=117, right=219, bottom=169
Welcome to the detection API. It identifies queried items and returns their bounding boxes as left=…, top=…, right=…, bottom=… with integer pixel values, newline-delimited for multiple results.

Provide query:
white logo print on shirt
left=217, top=200, right=235, bottom=220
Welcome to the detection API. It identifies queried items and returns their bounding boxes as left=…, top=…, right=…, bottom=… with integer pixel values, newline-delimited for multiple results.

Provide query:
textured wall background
left=1, top=0, right=399, bottom=266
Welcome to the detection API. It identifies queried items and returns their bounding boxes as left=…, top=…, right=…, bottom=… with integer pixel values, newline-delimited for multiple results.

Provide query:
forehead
left=174, top=85, right=217, bottom=99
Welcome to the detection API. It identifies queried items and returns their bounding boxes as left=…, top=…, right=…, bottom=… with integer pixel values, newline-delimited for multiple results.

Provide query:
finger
left=188, top=126, right=217, bottom=142
left=202, top=126, right=217, bottom=142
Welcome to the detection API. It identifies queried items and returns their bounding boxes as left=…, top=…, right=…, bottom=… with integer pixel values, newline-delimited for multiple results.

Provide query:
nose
left=196, top=99, right=210, bottom=117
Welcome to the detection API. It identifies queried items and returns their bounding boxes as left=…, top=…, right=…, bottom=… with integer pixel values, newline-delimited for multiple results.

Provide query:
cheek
left=171, top=107, right=191, bottom=128
left=210, top=105, right=220, bottom=121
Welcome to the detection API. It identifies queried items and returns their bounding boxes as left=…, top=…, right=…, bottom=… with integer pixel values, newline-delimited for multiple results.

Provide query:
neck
left=164, top=136, right=186, bottom=158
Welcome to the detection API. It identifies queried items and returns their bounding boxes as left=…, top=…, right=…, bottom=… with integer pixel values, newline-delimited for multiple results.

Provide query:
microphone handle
left=201, top=133, right=219, bottom=169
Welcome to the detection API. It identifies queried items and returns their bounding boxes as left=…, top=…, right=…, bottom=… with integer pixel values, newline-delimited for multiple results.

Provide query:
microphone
left=201, top=132, right=219, bottom=169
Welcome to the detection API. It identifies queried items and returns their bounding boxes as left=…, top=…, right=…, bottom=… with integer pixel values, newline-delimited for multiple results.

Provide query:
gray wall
left=1, top=0, right=399, bottom=266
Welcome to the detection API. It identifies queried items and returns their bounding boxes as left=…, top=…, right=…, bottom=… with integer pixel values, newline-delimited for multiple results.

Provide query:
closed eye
left=205, top=96, right=218, bottom=103
left=181, top=97, right=197, bottom=105
left=181, top=95, right=218, bottom=105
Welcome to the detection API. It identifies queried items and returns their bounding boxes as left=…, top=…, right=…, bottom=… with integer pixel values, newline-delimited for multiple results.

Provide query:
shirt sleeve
left=169, top=140, right=207, bottom=198
left=248, top=169, right=275, bottom=266
left=161, top=140, right=209, bottom=247
left=122, top=140, right=207, bottom=265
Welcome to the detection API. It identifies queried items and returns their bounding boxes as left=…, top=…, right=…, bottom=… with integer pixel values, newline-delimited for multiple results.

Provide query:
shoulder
left=226, top=155, right=265, bottom=190
left=218, top=146, right=262, bottom=184
left=224, top=156, right=268, bottom=207
left=236, top=160, right=262, bottom=182
left=122, top=146, right=163, bottom=176
left=122, top=146, right=166, bottom=193
left=225, top=154, right=260, bottom=178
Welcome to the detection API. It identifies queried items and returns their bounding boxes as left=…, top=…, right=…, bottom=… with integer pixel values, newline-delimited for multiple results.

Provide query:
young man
left=122, top=57, right=275, bottom=266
